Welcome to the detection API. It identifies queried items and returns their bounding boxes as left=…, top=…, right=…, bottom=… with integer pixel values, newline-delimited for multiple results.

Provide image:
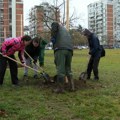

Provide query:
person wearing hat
left=51, top=21, right=74, bottom=93
left=0, top=35, right=32, bottom=86
left=82, top=29, right=102, bottom=80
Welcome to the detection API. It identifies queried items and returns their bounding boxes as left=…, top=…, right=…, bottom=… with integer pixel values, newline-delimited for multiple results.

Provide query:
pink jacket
left=1, top=37, right=25, bottom=63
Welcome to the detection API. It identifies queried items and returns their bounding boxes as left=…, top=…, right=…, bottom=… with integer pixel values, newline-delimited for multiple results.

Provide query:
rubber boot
left=67, top=76, right=75, bottom=91
left=53, top=76, right=65, bottom=94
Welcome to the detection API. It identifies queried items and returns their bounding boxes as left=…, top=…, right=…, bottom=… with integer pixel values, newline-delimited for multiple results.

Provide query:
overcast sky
left=23, top=0, right=98, bottom=28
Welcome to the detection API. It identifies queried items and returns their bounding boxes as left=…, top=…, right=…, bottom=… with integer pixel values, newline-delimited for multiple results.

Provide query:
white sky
left=23, top=0, right=98, bottom=28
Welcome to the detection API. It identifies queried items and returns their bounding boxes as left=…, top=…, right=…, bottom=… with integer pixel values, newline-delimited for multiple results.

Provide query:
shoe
left=23, top=74, right=27, bottom=77
left=87, top=77, right=90, bottom=80
left=94, top=77, right=99, bottom=80
left=12, top=84, right=21, bottom=88
left=52, top=88, right=65, bottom=94
left=0, top=84, right=2, bottom=88
left=67, top=76, right=75, bottom=92
left=33, top=75, right=38, bottom=79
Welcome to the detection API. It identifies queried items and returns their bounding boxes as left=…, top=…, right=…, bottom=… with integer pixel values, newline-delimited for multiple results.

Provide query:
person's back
left=51, top=22, right=73, bottom=50
left=53, top=25, right=73, bottom=50
left=1, top=37, right=23, bottom=56
left=87, top=33, right=101, bottom=58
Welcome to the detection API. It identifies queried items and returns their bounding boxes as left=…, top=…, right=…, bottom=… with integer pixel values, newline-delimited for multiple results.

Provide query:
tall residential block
left=113, top=0, right=120, bottom=47
left=88, top=0, right=113, bottom=47
left=0, top=0, right=23, bottom=43
left=29, top=2, right=60, bottom=38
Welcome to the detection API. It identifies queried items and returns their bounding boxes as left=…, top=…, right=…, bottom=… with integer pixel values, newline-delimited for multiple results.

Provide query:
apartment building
left=88, top=0, right=113, bottom=47
left=113, top=0, right=120, bottom=47
left=29, top=2, right=60, bottom=38
left=0, top=0, right=23, bottom=43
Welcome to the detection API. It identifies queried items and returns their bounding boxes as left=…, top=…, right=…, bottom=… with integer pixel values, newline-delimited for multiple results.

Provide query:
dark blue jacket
left=88, top=33, right=101, bottom=58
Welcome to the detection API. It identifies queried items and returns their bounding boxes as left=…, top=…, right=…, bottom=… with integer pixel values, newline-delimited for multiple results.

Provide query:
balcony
left=116, top=20, right=120, bottom=23
left=0, top=4, right=3, bottom=9
left=96, top=16, right=103, bottom=20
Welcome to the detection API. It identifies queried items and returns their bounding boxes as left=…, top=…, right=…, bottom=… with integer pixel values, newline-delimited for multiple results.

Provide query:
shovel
left=24, top=50, right=51, bottom=83
left=0, top=52, right=50, bottom=83
left=79, top=55, right=90, bottom=83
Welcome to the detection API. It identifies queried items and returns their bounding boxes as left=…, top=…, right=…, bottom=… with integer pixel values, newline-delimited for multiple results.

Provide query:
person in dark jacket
left=24, top=37, right=40, bottom=78
left=82, top=29, right=102, bottom=80
left=39, top=37, right=48, bottom=67
left=51, top=21, right=74, bottom=93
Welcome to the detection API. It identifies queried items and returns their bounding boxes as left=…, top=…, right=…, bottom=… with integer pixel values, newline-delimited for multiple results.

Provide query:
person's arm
left=18, top=49, right=25, bottom=64
left=51, top=23, right=59, bottom=44
left=33, top=56, right=38, bottom=64
left=90, top=36, right=99, bottom=56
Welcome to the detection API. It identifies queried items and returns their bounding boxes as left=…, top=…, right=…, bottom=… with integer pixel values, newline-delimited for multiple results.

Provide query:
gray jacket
left=51, top=22, right=73, bottom=51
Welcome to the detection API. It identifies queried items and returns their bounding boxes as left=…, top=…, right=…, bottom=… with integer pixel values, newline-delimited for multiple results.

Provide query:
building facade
left=88, top=0, right=114, bottom=47
left=29, top=2, right=60, bottom=38
left=113, top=0, right=120, bottom=47
left=0, top=0, right=23, bottom=43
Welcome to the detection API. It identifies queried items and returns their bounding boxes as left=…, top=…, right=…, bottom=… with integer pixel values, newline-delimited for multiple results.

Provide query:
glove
left=50, top=37, right=56, bottom=44
left=89, top=51, right=92, bottom=55
left=33, top=59, right=37, bottom=64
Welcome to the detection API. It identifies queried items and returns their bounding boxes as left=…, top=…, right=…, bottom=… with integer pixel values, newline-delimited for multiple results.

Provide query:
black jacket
left=88, top=33, right=101, bottom=58
left=24, top=41, right=40, bottom=60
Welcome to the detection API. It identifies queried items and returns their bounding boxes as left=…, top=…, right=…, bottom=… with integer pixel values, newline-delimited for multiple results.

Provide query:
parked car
left=45, top=46, right=52, bottom=50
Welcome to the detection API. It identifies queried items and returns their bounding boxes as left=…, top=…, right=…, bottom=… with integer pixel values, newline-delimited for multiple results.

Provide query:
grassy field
left=0, top=49, right=120, bottom=120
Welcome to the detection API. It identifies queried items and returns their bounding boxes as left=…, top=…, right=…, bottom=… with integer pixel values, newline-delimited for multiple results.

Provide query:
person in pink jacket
left=0, top=35, right=32, bottom=86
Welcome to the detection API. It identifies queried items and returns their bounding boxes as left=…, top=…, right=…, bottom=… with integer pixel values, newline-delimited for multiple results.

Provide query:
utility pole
left=66, top=0, right=69, bottom=31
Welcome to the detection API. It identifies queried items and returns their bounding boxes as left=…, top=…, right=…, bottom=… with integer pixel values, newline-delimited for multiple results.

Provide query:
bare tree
left=28, top=0, right=82, bottom=39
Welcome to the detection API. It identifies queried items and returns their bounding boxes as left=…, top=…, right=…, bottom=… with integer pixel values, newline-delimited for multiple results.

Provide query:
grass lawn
left=0, top=49, right=120, bottom=120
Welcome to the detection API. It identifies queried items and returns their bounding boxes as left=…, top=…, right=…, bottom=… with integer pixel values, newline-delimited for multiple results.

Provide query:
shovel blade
left=40, top=72, right=51, bottom=84
left=79, top=72, right=87, bottom=82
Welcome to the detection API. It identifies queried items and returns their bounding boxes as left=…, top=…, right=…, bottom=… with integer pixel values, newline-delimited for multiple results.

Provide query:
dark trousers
left=0, top=54, right=18, bottom=85
left=87, top=56, right=100, bottom=79
left=54, top=50, right=73, bottom=78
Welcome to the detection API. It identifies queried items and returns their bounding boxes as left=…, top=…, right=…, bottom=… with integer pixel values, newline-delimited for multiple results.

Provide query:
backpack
left=100, top=45, right=105, bottom=57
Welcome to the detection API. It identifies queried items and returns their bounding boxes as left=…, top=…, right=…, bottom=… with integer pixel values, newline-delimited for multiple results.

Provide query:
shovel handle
left=0, top=52, right=40, bottom=73
left=24, top=50, right=44, bottom=71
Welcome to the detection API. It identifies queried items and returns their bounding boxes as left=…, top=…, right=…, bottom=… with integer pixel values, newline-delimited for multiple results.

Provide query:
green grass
left=0, top=49, right=120, bottom=120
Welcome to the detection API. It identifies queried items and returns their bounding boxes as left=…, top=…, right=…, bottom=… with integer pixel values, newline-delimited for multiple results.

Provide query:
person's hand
left=19, top=62, right=26, bottom=67
left=89, top=51, right=91, bottom=55
left=50, top=38, right=56, bottom=44
left=0, top=52, right=7, bottom=57
left=1, top=50, right=7, bottom=56
left=33, top=59, right=37, bottom=64
left=21, top=62, right=26, bottom=67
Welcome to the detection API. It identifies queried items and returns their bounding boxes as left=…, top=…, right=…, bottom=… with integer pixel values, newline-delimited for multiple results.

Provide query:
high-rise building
left=29, top=2, right=60, bottom=38
left=0, top=0, right=23, bottom=43
left=113, top=0, right=120, bottom=47
left=88, top=0, right=113, bottom=47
